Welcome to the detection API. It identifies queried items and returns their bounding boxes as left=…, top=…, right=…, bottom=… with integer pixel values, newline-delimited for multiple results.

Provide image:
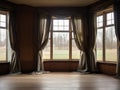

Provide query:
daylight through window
left=43, top=18, right=80, bottom=60
left=96, top=8, right=117, bottom=62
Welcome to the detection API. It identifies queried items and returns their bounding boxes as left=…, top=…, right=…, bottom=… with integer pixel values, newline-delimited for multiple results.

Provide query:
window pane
left=0, top=29, right=6, bottom=61
left=53, top=32, right=69, bottom=59
left=107, top=20, right=112, bottom=25
left=53, top=20, right=58, bottom=25
left=107, top=12, right=114, bottom=25
left=107, top=13, right=112, bottom=20
left=97, top=22, right=103, bottom=28
left=53, top=26, right=58, bottom=30
left=0, top=15, right=6, bottom=22
left=43, top=40, right=50, bottom=60
left=53, top=19, right=69, bottom=31
left=72, top=39, right=80, bottom=59
left=97, top=15, right=103, bottom=27
left=58, top=20, right=63, bottom=26
left=59, top=26, right=63, bottom=30
left=64, top=26, right=69, bottom=30
left=64, top=20, right=69, bottom=26
left=105, top=26, right=117, bottom=61
left=0, top=14, right=6, bottom=27
left=96, top=29, right=103, bottom=61
left=0, top=22, right=6, bottom=27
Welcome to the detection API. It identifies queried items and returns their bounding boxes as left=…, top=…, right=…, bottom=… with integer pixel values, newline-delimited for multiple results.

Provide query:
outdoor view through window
left=0, top=13, right=7, bottom=61
left=43, top=19, right=80, bottom=60
left=0, top=11, right=11, bottom=62
left=96, top=11, right=117, bottom=62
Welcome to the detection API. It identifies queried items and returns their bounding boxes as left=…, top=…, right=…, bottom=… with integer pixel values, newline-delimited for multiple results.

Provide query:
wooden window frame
left=96, top=7, right=117, bottom=62
left=43, top=17, right=80, bottom=61
left=0, top=11, right=9, bottom=62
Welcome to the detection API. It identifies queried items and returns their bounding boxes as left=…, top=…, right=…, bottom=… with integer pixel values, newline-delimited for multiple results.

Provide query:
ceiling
left=7, top=0, right=99, bottom=7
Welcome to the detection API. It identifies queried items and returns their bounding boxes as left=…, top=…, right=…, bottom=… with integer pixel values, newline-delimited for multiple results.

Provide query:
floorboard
left=0, top=72, right=120, bottom=90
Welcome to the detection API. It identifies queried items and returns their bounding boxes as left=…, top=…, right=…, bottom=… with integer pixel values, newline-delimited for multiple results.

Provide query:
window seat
left=44, top=60, right=79, bottom=72
left=97, top=62, right=116, bottom=75
left=0, top=62, right=10, bottom=75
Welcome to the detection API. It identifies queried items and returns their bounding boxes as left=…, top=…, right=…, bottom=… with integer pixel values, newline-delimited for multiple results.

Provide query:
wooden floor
left=0, top=72, right=120, bottom=90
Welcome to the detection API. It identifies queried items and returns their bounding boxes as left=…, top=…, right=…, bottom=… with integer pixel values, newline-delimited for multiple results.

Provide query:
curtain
left=37, top=15, right=51, bottom=72
left=87, top=12, right=97, bottom=73
left=114, top=1, right=120, bottom=77
left=71, top=14, right=96, bottom=73
left=9, top=11, right=20, bottom=73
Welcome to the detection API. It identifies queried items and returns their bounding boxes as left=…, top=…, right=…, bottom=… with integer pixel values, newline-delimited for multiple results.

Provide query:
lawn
left=43, top=50, right=80, bottom=60
left=43, top=49, right=117, bottom=61
left=0, top=47, right=117, bottom=62
left=0, top=46, right=6, bottom=61
left=97, top=49, right=117, bottom=62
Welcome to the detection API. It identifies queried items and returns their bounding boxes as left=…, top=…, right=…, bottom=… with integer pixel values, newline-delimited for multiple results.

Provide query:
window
left=43, top=18, right=80, bottom=60
left=0, top=11, right=10, bottom=62
left=96, top=8, right=117, bottom=62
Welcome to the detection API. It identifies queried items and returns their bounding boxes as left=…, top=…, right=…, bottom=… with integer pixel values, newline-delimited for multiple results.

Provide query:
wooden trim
left=97, top=61, right=116, bottom=75
left=103, top=13, right=106, bottom=62
left=45, top=18, right=80, bottom=61
left=50, top=20, right=53, bottom=60
left=97, top=61, right=116, bottom=64
left=44, top=60, right=79, bottom=72
left=96, top=6, right=113, bottom=16
left=69, top=20, right=72, bottom=60
left=96, top=7, right=117, bottom=62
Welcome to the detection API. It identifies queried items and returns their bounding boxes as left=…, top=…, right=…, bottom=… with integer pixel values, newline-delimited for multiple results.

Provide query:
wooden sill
left=97, top=61, right=116, bottom=65
left=0, top=61, right=9, bottom=64
left=43, top=60, right=79, bottom=61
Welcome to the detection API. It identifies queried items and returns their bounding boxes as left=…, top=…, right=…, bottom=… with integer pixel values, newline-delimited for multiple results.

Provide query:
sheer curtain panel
left=71, top=14, right=96, bottom=73
left=37, top=15, right=51, bottom=72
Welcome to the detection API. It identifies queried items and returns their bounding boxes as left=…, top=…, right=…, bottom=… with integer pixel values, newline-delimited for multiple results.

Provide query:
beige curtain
left=9, top=11, right=20, bottom=73
left=37, top=15, right=51, bottom=72
left=71, top=14, right=96, bottom=73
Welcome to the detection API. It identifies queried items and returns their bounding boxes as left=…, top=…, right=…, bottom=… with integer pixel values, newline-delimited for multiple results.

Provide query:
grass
left=43, top=50, right=80, bottom=60
left=0, top=46, right=117, bottom=62
left=97, top=49, right=117, bottom=61
left=43, top=49, right=117, bottom=61
left=0, top=46, right=6, bottom=61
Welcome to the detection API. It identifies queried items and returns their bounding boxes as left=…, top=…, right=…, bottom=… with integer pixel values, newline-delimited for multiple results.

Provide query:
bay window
left=96, top=7, right=117, bottom=62
left=43, top=18, right=80, bottom=60
left=0, top=11, right=10, bottom=62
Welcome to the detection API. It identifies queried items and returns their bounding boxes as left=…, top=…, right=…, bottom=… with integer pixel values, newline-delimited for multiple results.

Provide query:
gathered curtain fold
left=9, top=11, right=20, bottom=73
left=71, top=14, right=96, bottom=73
left=114, top=1, right=120, bottom=77
left=37, top=15, right=51, bottom=72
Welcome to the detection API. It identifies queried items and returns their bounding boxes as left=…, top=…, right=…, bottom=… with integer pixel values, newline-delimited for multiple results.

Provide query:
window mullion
left=51, top=20, right=53, bottom=60
left=69, top=20, right=72, bottom=60
left=103, top=13, right=106, bottom=62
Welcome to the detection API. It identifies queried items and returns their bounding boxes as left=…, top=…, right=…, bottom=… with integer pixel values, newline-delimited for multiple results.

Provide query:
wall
left=0, top=1, right=15, bottom=11
left=16, top=5, right=36, bottom=73
left=37, top=7, right=86, bottom=17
